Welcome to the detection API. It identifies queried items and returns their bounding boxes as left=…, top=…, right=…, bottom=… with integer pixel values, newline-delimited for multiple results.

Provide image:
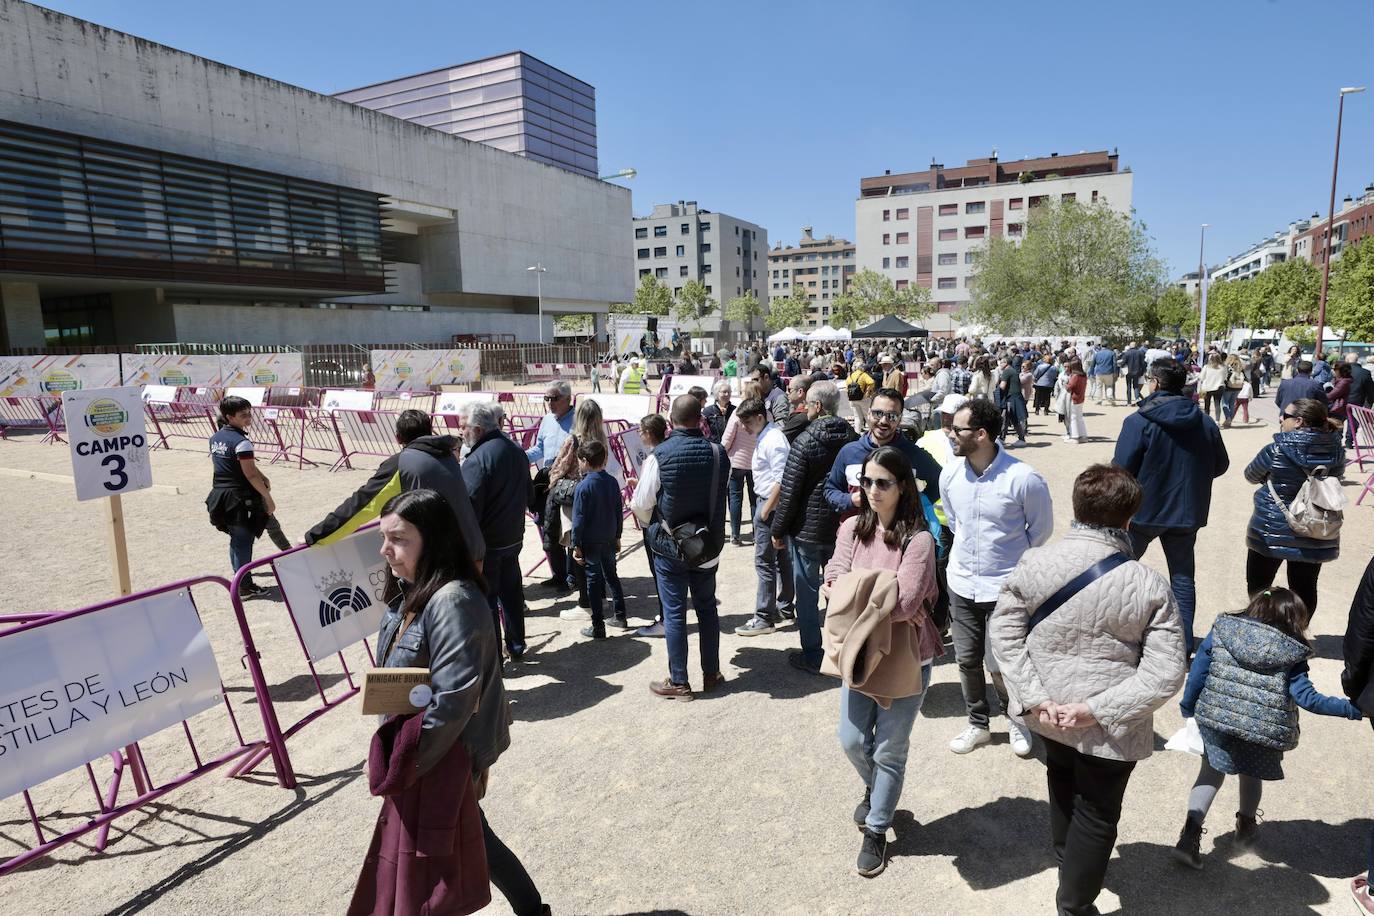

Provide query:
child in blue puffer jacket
left=1172, top=587, right=1364, bottom=869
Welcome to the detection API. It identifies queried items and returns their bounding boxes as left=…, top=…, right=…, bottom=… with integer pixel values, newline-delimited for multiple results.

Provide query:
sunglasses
left=860, top=476, right=899, bottom=492
left=1281, top=412, right=1299, bottom=421
left=868, top=409, right=899, bottom=423
left=543, top=394, right=565, bottom=402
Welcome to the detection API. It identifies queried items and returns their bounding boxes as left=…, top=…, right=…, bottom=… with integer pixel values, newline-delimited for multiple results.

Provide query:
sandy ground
left=1, top=389, right=1372, bottom=916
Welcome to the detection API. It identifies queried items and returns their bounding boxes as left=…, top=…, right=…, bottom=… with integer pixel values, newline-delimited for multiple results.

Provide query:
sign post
left=61, top=386, right=155, bottom=790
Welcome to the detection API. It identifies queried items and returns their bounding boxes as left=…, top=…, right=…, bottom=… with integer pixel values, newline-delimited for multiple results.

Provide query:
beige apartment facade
left=766, top=228, right=856, bottom=329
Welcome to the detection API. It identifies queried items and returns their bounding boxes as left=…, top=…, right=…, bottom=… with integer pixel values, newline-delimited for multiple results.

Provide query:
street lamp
left=1196, top=224, right=1210, bottom=358
left=527, top=263, right=547, bottom=344
left=598, top=168, right=637, bottom=182
left=1315, top=86, right=1365, bottom=355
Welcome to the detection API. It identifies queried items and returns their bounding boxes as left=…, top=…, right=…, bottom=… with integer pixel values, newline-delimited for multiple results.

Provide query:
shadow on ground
left=504, top=628, right=652, bottom=721
left=725, top=645, right=837, bottom=700
left=888, top=796, right=1055, bottom=890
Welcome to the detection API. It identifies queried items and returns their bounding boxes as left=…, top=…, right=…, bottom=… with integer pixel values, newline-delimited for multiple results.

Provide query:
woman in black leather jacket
left=1243, top=398, right=1345, bottom=616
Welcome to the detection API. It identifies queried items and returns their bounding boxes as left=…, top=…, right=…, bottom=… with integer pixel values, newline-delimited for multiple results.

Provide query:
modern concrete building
left=334, top=52, right=598, bottom=179
left=631, top=202, right=767, bottom=337
left=1291, top=185, right=1374, bottom=268
left=767, top=229, right=855, bottom=329
left=1209, top=220, right=1311, bottom=284
left=0, top=1, right=630, bottom=349
left=855, top=150, right=1133, bottom=335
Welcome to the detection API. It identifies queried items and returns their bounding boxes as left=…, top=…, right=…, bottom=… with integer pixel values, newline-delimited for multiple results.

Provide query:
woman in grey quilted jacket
left=1171, top=587, right=1363, bottom=870
left=990, top=464, right=1186, bottom=916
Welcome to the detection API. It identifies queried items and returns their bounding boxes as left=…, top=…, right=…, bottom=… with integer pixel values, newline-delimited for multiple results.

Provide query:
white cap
left=939, top=393, right=969, bottom=415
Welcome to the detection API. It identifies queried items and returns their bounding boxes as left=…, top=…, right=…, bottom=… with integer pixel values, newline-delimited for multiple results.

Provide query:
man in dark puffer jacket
left=770, top=380, right=858, bottom=675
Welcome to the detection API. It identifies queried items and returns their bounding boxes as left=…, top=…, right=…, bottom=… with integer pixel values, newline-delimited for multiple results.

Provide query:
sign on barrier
left=435, top=391, right=497, bottom=415
left=0, top=355, right=123, bottom=397
left=0, top=588, right=223, bottom=803
left=579, top=392, right=653, bottom=422
left=322, top=389, right=374, bottom=412
left=62, top=387, right=152, bottom=502
left=141, top=384, right=178, bottom=403
left=667, top=374, right=717, bottom=396
left=225, top=386, right=267, bottom=406
left=371, top=349, right=480, bottom=389
left=273, top=528, right=388, bottom=662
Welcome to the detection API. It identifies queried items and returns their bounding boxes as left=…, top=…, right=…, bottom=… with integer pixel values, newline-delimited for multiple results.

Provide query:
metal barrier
left=144, top=401, right=217, bottom=451
left=373, top=389, right=437, bottom=414
left=0, top=576, right=260, bottom=877
left=330, top=408, right=404, bottom=471
left=1350, top=405, right=1374, bottom=506
left=0, top=396, right=64, bottom=443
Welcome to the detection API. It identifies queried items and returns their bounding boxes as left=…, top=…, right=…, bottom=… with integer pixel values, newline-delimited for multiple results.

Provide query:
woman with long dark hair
left=824, top=446, right=941, bottom=877
left=205, top=395, right=277, bottom=597
left=352, top=489, right=549, bottom=916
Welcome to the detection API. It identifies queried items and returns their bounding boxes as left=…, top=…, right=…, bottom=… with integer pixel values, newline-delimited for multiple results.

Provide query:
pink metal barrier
left=330, top=408, right=404, bottom=471
left=0, top=395, right=64, bottom=443
left=0, top=576, right=260, bottom=877
left=144, top=401, right=217, bottom=451
left=1349, top=405, right=1374, bottom=505
left=373, top=389, right=436, bottom=414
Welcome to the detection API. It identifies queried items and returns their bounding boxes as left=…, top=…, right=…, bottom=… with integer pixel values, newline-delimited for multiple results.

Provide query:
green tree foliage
left=830, top=268, right=933, bottom=329
left=675, top=279, right=717, bottom=332
left=626, top=274, right=672, bottom=316
left=963, top=198, right=1168, bottom=339
left=552, top=313, right=592, bottom=334
left=1154, top=286, right=1197, bottom=338
left=765, top=288, right=812, bottom=332
left=1247, top=258, right=1319, bottom=330
left=1329, top=239, right=1374, bottom=340
left=724, top=290, right=762, bottom=329
left=1282, top=324, right=1316, bottom=348
left=1201, top=279, right=1253, bottom=336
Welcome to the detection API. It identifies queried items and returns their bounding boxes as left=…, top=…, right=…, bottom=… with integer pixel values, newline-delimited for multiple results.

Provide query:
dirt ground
left=1, top=389, right=1372, bottom=916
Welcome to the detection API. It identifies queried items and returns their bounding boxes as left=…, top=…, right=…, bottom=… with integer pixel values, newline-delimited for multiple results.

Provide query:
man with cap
left=618, top=357, right=647, bottom=395
left=879, top=353, right=906, bottom=397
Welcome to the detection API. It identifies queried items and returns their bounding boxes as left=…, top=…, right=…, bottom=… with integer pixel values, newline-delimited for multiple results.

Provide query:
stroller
left=901, top=392, right=933, bottom=442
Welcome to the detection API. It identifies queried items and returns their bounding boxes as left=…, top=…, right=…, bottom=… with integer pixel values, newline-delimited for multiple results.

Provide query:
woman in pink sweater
left=824, top=445, right=940, bottom=878
left=721, top=405, right=758, bottom=546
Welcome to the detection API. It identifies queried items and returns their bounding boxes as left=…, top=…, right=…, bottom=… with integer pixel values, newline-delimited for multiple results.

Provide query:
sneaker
left=735, top=617, right=776, bottom=636
left=539, top=576, right=573, bottom=594
left=606, top=614, right=630, bottom=630
left=853, top=787, right=872, bottom=830
left=579, top=625, right=606, bottom=639
left=649, top=678, right=693, bottom=701
left=635, top=620, right=665, bottom=638
left=1233, top=811, right=1261, bottom=849
left=731, top=536, right=744, bottom=547
left=779, top=605, right=796, bottom=621
left=948, top=725, right=992, bottom=755
left=559, top=607, right=591, bottom=621
left=1061, top=435, right=1074, bottom=442
left=1008, top=719, right=1034, bottom=758
left=856, top=828, right=887, bottom=877
left=788, top=651, right=823, bottom=676
left=1172, top=818, right=1205, bottom=870
left=507, top=645, right=526, bottom=662
left=1352, top=876, right=1374, bottom=915
left=238, top=580, right=269, bottom=599
left=702, top=672, right=726, bottom=693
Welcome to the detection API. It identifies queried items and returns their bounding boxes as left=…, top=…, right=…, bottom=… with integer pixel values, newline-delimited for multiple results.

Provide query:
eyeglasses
left=543, top=394, right=565, bottom=402
left=949, top=425, right=979, bottom=435
left=860, top=476, right=899, bottom=492
left=868, top=409, right=899, bottom=423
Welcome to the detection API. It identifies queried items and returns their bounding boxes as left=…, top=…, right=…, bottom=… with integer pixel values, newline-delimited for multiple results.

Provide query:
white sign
left=62, top=387, right=154, bottom=502
left=0, top=355, right=122, bottom=398
left=0, top=588, right=223, bottom=802
left=225, top=386, right=266, bottom=407
left=666, top=374, right=717, bottom=396
left=578, top=393, right=653, bottom=422
left=370, top=349, right=480, bottom=390
left=322, top=389, right=375, bottom=412
left=219, top=352, right=304, bottom=388
left=435, top=391, right=497, bottom=415
left=616, top=430, right=650, bottom=478
left=274, top=528, right=388, bottom=663
left=141, top=384, right=178, bottom=403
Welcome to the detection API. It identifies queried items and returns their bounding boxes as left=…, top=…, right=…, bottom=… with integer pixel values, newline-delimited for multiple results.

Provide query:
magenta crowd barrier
left=0, top=395, right=63, bottom=443
left=330, top=407, right=406, bottom=471
left=282, top=406, right=351, bottom=470
left=372, top=389, right=436, bottom=414
left=0, top=576, right=262, bottom=877
left=1349, top=405, right=1374, bottom=506
left=143, top=400, right=217, bottom=451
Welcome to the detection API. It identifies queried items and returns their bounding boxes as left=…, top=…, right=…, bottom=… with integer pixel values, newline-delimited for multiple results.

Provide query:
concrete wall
left=0, top=281, right=43, bottom=347
left=170, top=303, right=546, bottom=345
left=0, top=0, right=632, bottom=313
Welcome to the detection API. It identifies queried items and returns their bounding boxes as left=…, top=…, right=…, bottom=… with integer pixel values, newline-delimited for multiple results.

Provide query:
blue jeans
left=790, top=539, right=833, bottom=666
left=753, top=499, right=794, bottom=621
left=1128, top=524, right=1198, bottom=652
left=727, top=468, right=755, bottom=539
left=484, top=544, right=527, bottom=653
left=837, top=662, right=932, bottom=834
left=229, top=525, right=255, bottom=573
left=1221, top=388, right=1238, bottom=421
left=581, top=542, right=625, bottom=631
left=654, top=554, right=720, bottom=686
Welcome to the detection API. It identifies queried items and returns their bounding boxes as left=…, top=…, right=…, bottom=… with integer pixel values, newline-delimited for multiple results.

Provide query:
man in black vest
left=631, top=395, right=729, bottom=700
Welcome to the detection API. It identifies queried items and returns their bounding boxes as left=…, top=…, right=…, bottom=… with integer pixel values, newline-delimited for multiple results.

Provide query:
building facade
left=631, top=201, right=768, bottom=337
left=766, top=229, right=855, bottom=329
left=1209, top=220, right=1310, bottom=284
left=855, top=151, right=1133, bottom=334
left=0, top=1, right=629, bottom=349
left=334, top=52, right=598, bottom=179
left=1291, top=185, right=1374, bottom=268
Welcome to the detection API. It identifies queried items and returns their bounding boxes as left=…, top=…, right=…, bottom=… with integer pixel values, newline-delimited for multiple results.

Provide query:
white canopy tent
left=767, top=326, right=805, bottom=342
left=806, top=325, right=852, bottom=341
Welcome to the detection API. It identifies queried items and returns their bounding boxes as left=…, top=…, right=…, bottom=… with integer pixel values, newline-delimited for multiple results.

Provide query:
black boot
left=1172, top=817, right=1204, bottom=870
left=1234, top=811, right=1261, bottom=849
left=856, top=828, right=887, bottom=877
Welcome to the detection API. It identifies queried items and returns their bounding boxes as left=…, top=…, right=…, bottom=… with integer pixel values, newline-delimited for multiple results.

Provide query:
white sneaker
left=1009, top=719, right=1034, bottom=758
left=949, top=725, right=992, bottom=755
left=559, top=607, right=591, bottom=621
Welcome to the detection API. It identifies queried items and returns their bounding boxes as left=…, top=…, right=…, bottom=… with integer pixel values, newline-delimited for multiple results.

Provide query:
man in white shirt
left=942, top=398, right=1054, bottom=757
left=734, top=397, right=794, bottom=635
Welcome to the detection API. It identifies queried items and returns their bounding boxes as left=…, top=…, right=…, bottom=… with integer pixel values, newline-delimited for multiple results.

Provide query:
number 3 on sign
left=102, top=454, right=128, bottom=491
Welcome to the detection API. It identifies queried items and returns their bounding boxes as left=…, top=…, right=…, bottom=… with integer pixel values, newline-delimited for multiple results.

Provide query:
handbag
left=549, top=475, right=578, bottom=507
left=528, top=467, right=550, bottom=513
left=667, top=443, right=723, bottom=567
left=1266, top=460, right=1345, bottom=540
left=1027, top=552, right=1130, bottom=633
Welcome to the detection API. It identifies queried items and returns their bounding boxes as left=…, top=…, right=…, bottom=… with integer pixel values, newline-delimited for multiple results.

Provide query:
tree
left=765, top=289, right=812, bottom=332
left=1153, top=286, right=1196, bottom=338
left=724, top=290, right=762, bottom=331
left=675, top=279, right=716, bottom=332
left=625, top=274, right=672, bottom=316
left=830, top=268, right=933, bottom=330
left=1247, top=257, right=1319, bottom=330
left=1329, top=239, right=1374, bottom=341
left=552, top=313, right=592, bottom=335
left=963, top=197, right=1168, bottom=339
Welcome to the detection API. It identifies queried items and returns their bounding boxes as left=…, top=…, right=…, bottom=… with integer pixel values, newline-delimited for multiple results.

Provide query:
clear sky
left=33, top=0, right=1374, bottom=278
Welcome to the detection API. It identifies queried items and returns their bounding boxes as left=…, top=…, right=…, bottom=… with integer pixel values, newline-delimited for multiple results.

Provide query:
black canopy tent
left=851, top=315, right=930, bottom=338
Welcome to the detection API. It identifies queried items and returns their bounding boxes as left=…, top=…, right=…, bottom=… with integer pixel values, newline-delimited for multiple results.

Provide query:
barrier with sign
left=373, top=388, right=437, bottom=415
left=0, top=577, right=259, bottom=877
left=330, top=408, right=405, bottom=471
left=0, top=395, right=63, bottom=442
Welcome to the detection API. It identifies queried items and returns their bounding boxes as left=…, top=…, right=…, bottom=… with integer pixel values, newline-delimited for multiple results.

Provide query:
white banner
left=120, top=354, right=223, bottom=388
left=273, top=528, right=388, bottom=663
left=0, top=355, right=122, bottom=397
left=578, top=393, right=653, bottom=422
left=370, top=350, right=481, bottom=390
left=666, top=374, right=717, bottom=396
left=219, top=353, right=303, bottom=388
left=435, top=391, right=497, bottom=415
left=321, top=389, right=375, bottom=412
left=0, top=589, right=223, bottom=802
left=225, top=386, right=267, bottom=407
left=610, top=316, right=650, bottom=357
left=616, top=429, right=649, bottom=478
left=62, top=387, right=154, bottom=502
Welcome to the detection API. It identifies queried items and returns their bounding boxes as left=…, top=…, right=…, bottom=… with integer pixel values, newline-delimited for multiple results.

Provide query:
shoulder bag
left=1027, top=552, right=1131, bottom=633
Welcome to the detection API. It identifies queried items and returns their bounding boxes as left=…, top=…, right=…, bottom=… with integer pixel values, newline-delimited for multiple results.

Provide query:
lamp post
left=527, top=263, right=547, bottom=344
left=1196, top=224, right=1209, bottom=359
left=598, top=168, right=637, bottom=182
left=1315, top=86, right=1365, bottom=355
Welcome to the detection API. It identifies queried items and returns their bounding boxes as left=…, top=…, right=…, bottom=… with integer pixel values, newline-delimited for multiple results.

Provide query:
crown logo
left=316, top=569, right=353, bottom=595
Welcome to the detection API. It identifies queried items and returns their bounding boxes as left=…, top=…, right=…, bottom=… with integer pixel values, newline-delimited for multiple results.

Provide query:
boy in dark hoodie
left=1112, top=359, right=1229, bottom=653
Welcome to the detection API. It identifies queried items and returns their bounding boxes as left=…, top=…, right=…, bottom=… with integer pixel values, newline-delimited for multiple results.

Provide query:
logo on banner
left=84, top=398, right=128, bottom=434
left=40, top=370, right=81, bottom=392
left=394, top=363, right=413, bottom=379
left=252, top=368, right=279, bottom=385
left=159, top=369, right=190, bottom=386
left=317, top=570, right=373, bottom=628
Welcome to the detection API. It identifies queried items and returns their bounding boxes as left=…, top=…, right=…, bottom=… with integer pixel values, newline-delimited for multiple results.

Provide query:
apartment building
left=767, top=228, right=855, bottom=329
left=631, top=202, right=768, bottom=336
left=1209, top=220, right=1311, bottom=284
left=855, top=150, right=1133, bottom=334
left=1291, top=184, right=1374, bottom=267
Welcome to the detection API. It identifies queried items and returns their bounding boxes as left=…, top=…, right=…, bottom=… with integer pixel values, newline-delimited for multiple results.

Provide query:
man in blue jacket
left=1092, top=343, right=1120, bottom=405
left=1113, top=359, right=1229, bottom=653
left=823, top=388, right=942, bottom=516
left=1275, top=360, right=1326, bottom=410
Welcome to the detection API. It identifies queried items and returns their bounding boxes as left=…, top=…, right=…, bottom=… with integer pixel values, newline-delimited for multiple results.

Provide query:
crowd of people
left=199, top=332, right=1374, bottom=916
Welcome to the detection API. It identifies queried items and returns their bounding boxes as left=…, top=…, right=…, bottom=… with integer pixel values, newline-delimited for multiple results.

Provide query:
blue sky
left=36, top=0, right=1374, bottom=278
